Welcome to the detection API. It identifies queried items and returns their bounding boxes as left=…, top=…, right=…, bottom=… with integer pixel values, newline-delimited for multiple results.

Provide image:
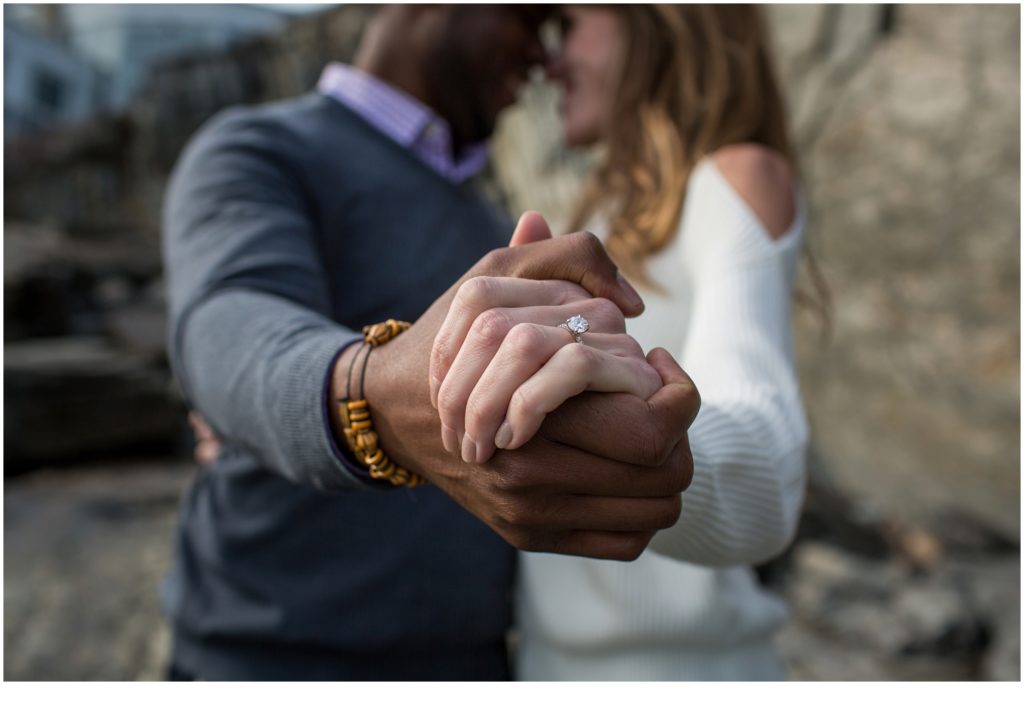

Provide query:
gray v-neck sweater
left=161, top=93, right=516, bottom=679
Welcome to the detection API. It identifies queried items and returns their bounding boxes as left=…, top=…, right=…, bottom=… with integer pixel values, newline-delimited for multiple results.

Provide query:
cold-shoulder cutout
left=711, top=144, right=796, bottom=241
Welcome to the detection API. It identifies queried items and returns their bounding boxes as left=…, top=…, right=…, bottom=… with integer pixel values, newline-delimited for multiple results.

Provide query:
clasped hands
left=357, top=213, right=700, bottom=561
left=431, top=275, right=663, bottom=465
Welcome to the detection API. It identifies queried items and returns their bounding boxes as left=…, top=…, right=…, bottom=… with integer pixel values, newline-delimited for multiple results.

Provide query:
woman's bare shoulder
left=711, top=144, right=796, bottom=240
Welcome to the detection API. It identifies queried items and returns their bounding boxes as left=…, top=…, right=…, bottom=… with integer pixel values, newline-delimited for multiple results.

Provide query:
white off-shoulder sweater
left=516, top=158, right=810, bottom=681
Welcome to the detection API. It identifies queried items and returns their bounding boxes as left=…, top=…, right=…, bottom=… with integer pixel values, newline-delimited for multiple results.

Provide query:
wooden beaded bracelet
left=337, top=319, right=427, bottom=488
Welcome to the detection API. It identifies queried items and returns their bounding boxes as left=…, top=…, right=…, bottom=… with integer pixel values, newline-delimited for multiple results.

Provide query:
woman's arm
left=648, top=147, right=809, bottom=566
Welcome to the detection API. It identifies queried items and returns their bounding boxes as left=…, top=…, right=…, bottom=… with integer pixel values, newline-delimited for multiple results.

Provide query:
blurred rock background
left=4, top=3, right=1019, bottom=681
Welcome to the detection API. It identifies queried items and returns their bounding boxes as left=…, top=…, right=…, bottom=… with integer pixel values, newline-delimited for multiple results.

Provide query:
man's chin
left=469, top=105, right=504, bottom=144
left=498, top=76, right=525, bottom=112
left=485, top=102, right=513, bottom=132
left=452, top=119, right=496, bottom=152
left=485, top=82, right=527, bottom=132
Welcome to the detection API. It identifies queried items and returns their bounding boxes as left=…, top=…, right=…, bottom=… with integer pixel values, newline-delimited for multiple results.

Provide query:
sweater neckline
left=314, top=92, right=485, bottom=199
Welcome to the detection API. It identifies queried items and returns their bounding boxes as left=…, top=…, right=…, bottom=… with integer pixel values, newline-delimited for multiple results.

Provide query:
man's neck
left=354, top=17, right=435, bottom=114
left=354, top=59, right=475, bottom=161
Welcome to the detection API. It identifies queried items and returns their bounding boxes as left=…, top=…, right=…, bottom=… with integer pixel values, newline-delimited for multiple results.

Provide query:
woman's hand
left=188, top=411, right=222, bottom=466
left=431, top=276, right=663, bottom=464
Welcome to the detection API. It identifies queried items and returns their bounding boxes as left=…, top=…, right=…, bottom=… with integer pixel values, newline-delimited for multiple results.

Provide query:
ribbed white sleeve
left=648, top=163, right=809, bottom=566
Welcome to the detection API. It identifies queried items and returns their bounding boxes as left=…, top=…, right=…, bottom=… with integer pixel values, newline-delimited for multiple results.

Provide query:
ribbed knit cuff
left=274, top=326, right=370, bottom=491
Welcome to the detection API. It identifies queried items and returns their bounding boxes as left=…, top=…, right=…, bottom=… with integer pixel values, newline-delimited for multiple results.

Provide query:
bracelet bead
left=337, top=320, right=426, bottom=488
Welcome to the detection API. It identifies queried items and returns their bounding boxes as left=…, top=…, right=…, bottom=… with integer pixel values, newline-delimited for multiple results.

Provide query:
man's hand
left=331, top=215, right=700, bottom=560
left=419, top=347, right=698, bottom=561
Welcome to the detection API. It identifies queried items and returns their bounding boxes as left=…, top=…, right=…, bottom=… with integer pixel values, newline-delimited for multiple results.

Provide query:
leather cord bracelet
left=337, top=319, right=426, bottom=487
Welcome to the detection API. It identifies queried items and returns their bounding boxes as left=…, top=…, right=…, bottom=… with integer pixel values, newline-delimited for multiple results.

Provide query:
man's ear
left=509, top=211, right=553, bottom=247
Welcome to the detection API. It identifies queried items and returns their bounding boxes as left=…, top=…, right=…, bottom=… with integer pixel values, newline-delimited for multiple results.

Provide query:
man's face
left=424, top=6, right=550, bottom=151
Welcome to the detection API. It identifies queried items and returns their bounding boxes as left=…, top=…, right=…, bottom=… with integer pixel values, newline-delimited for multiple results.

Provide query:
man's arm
left=163, top=108, right=365, bottom=490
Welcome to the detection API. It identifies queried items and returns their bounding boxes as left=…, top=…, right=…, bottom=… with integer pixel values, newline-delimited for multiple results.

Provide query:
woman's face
left=548, top=7, right=625, bottom=147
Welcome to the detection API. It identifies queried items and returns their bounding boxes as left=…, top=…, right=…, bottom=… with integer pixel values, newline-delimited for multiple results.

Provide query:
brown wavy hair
left=568, top=4, right=801, bottom=288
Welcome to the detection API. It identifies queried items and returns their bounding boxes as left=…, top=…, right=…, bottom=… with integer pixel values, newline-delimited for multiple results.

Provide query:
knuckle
left=471, top=309, right=512, bottom=347
left=617, top=547, right=642, bottom=562
left=672, top=443, right=695, bottom=492
left=684, top=382, right=702, bottom=427
left=511, top=530, right=550, bottom=554
left=466, top=274, right=501, bottom=309
left=490, top=461, right=530, bottom=494
left=464, top=400, right=494, bottom=437
left=636, top=361, right=664, bottom=396
left=569, top=230, right=602, bottom=257
left=660, top=494, right=683, bottom=529
left=623, top=533, right=655, bottom=561
left=508, top=387, right=535, bottom=423
left=601, top=533, right=653, bottom=562
left=458, top=276, right=495, bottom=309
left=587, top=297, right=625, bottom=331
left=435, top=381, right=465, bottom=422
left=506, top=322, right=545, bottom=355
left=492, top=497, right=553, bottom=541
left=464, top=405, right=484, bottom=434
left=500, top=501, right=528, bottom=529
left=662, top=378, right=702, bottom=431
left=479, top=247, right=511, bottom=274
left=429, top=338, right=452, bottom=374
left=561, top=341, right=595, bottom=373
left=649, top=441, right=693, bottom=495
left=500, top=525, right=532, bottom=551
left=485, top=487, right=519, bottom=526
left=623, top=336, right=645, bottom=358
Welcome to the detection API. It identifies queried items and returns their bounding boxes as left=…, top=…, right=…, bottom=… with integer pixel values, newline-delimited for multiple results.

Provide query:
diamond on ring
left=558, top=314, right=590, bottom=343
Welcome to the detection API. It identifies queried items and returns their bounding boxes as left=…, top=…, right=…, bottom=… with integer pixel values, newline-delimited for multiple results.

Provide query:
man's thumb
left=509, top=210, right=553, bottom=247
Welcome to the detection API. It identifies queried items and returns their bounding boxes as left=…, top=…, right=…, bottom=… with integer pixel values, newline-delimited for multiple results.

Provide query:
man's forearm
left=176, top=287, right=365, bottom=491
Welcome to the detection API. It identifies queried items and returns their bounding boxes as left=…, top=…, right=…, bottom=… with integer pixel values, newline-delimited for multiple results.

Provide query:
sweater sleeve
left=162, top=107, right=367, bottom=491
left=649, top=164, right=809, bottom=566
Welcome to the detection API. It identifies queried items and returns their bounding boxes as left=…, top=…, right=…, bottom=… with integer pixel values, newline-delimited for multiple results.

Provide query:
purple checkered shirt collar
left=317, top=62, right=488, bottom=184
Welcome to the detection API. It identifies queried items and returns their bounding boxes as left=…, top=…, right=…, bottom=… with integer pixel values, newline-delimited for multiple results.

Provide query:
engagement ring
left=558, top=314, right=590, bottom=343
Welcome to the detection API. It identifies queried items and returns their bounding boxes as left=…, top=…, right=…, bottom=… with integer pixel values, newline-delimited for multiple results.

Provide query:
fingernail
left=474, top=441, right=490, bottom=464
left=494, top=421, right=513, bottom=450
left=617, top=272, right=644, bottom=311
left=441, top=425, right=458, bottom=453
left=461, top=435, right=477, bottom=464
left=429, top=377, right=439, bottom=408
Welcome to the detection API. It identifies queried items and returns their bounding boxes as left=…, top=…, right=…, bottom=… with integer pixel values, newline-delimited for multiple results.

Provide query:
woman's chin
left=561, top=122, right=601, bottom=148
